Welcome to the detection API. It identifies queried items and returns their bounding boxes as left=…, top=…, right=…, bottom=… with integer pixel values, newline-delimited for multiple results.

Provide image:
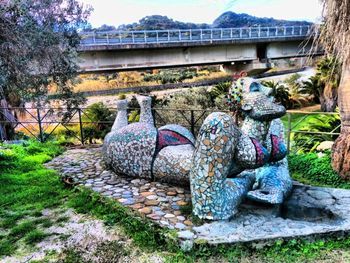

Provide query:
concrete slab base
left=186, top=185, right=350, bottom=244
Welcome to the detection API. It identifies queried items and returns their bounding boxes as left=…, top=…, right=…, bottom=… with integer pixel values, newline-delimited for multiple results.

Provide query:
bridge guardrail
left=80, top=26, right=312, bottom=46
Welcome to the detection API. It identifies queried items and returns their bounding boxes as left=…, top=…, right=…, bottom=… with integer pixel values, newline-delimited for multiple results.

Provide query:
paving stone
left=139, top=207, right=152, bottom=214
left=164, top=213, right=175, bottom=218
left=130, top=203, right=143, bottom=209
left=175, top=223, right=186, bottom=230
left=147, top=214, right=161, bottom=220
left=146, top=195, right=158, bottom=200
left=177, top=201, right=188, bottom=206
left=174, top=211, right=182, bottom=216
left=140, top=191, right=154, bottom=197
left=184, top=220, right=193, bottom=226
left=178, top=230, right=195, bottom=239
left=145, top=200, right=160, bottom=206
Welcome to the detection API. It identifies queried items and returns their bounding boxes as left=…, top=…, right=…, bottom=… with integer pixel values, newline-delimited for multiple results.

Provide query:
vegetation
left=257, top=75, right=314, bottom=110
left=0, top=0, right=91, bottom=140
left=82, top=102, right=116, bottom=143
left=261, top=80, right=291, bottom=109
left=2, top=140, right=350, bottom=261
left=289, top=151, right=350, bottom=188
left=292, top=113, right=340, bottom=153
left=0, top=141, right=64, bottom=256
left=212, top=11, right=311, bottom=28
left=144, top=68, right=199, bottom=84
left=90, top=12, right=311, bottom=32
left=0, top=141, right=177, bottom=259
left=316, top=0, right=350, bottom=179
left=73, top=67, right=227, bottom=93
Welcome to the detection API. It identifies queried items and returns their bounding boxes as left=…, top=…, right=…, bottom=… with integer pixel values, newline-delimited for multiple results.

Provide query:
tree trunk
left=332, top=66, right=350, bottom=179
left=0, top=99, right=16, bottom=141
left=321, top=83, right=338, bottom=112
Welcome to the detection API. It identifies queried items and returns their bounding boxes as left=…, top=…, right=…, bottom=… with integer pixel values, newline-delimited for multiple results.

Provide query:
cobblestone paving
left=46, top=146, right=350, bottom=246
left=45, top=147, right=193, bottom=231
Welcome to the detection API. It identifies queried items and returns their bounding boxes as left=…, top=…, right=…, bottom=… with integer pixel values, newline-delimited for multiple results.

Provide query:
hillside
left=213, top=11, right=311, bottom=28
left=89, top=12, right=312, bottom=32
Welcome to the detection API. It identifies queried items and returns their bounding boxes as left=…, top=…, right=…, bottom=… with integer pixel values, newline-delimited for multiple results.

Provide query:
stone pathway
left=46, top=146, right=350, bottom=247
left=45, top=146, right=193, bottom=231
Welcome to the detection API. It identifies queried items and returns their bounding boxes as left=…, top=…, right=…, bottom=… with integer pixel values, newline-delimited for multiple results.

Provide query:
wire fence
left=0, top=107, right=340, bottom=153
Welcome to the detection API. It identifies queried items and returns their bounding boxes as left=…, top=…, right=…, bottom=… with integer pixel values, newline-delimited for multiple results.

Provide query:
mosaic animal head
left=229, top=78, right=286, bottom=121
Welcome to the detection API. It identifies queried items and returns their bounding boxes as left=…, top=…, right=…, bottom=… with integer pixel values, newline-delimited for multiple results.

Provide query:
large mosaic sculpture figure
left=190, top=81, right=290, bottom=220
left=103, top=78, right=292, bottom=220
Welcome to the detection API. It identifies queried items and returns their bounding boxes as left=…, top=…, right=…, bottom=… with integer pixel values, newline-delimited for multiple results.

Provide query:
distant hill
left=87, top=12, right=312, bottom=32
left=117, top=15, right=210, bottom=31
left=213, top=12, right=311, bottom=28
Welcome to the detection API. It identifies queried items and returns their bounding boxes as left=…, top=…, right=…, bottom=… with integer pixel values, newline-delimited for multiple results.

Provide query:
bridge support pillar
left=221, top=60, right=273, bottom=76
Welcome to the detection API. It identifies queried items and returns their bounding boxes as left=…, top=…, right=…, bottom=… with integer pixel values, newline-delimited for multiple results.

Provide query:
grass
left=0, top=140, right=177, bottom=259
left=24, top=229, right=48, bottom=244
left=2, top=140, right=350, bottom=262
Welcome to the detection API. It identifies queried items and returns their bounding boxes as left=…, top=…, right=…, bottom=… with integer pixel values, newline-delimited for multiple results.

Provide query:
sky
left=80, top=0, right=323, bottom=28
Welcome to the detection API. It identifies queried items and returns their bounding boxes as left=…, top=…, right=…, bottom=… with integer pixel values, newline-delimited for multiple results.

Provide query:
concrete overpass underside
left=78, top=40, right=314, bottom=73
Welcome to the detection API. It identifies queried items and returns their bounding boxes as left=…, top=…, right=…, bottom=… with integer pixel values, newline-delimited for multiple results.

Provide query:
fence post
left=37, top=108, right=44, bottom=142
left=190, top=110, right=195, bottom=135
left=152, top=108, right=156, bottom=127
left=78, top=108, right=84, bottom=145
left=287, top=112, right=291, bottom=154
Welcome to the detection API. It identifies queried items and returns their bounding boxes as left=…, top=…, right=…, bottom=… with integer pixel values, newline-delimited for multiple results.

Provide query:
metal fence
left=80, top=26, right=312, bottom=46
left=0, top=107, right=340, bottom=153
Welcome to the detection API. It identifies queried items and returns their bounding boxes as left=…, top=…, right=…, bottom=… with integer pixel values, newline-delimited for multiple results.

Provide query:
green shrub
left=210, top=81, right=231, bottom=99
left=293, top=114, right=340, bottom=152
left=289, top=152, right=350, bottom=188
left=143, top=68, right=199, bottom=84
left=82, top=102, right=116, bottom=143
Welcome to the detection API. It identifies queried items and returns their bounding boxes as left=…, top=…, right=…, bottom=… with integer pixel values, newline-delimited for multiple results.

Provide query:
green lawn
left=1, top=141, right=350, bottom=262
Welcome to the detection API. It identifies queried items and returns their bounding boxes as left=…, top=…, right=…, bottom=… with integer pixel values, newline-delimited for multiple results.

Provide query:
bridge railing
left=80, top=26, right=312, bottom=46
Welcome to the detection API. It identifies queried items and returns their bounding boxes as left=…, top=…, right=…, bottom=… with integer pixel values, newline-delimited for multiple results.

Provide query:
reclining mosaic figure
left=103, top=78, right=292, bottom=220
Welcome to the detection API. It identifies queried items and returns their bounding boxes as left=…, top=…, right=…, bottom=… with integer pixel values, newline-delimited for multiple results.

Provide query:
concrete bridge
left=78, top=26, right=318, bottom=73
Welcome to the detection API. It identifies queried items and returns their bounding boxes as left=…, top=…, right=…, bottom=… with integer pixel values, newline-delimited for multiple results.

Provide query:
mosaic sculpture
left=190, top=82, right=289, bottom=220
left=103, top=95, right=195, bottom=185
left=231, top=79, right=293, bottom=205
left=103, top=79, right=292, bottom=220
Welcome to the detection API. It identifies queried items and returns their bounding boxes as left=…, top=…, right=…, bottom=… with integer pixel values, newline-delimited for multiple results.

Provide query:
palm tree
left=261, top=80, right=291, bottom=108
left=318, top=0, right=350, bottom=179
left=315, top=57, right=340, bottom=112
left=301, top=75, right=323, bottom=104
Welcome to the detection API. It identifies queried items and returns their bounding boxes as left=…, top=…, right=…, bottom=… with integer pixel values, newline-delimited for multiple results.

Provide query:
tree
left=317, top=0, right=350, bottom=179
left=0, top=0, right=91, bottom=140
left=315, top=57, right=340, bottom=112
